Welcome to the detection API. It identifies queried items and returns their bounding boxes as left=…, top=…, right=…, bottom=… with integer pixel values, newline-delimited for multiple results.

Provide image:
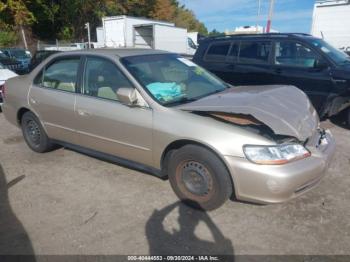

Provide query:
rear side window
left=42, top=58, right=80, bottom=92
left=205, top=42, right=231, bottom=61
left=238, top=41, right=271, bottom=64
left=228, top=42, right=240, bottom=60
left=33, top=70, right=43, bottom=85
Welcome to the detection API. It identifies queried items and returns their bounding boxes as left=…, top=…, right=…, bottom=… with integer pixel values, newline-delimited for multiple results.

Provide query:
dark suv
left=193, top=33, right=350, bottom=125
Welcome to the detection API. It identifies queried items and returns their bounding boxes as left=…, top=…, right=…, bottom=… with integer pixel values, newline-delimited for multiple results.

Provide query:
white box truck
left=101, top=15, right=197, bottom=55
left=311, top=0, right=350, bottom=51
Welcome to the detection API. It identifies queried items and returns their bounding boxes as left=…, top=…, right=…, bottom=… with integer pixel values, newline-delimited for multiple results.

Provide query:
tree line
left=0, top=0, right=211, bottom=47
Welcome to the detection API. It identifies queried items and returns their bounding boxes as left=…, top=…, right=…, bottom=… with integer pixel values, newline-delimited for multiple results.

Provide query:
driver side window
left=83, top=57, right=134, bottom=101
left=275, top=41, right=319, bottom=68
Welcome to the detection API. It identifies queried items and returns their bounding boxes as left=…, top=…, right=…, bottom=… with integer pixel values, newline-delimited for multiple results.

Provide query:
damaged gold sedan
left=2, top=49, right=336, bottom=210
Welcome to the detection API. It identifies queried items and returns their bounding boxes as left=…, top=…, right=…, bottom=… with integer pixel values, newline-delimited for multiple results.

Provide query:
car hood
left=178, top=85, right=319, bottom=141
left=0, top=69, right=17, bottom=81
left=0, top=58, right=19, bottom=65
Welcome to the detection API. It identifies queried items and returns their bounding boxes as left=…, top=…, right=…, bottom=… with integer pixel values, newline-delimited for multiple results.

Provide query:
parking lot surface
left=0, top=113, right=350, bottom=255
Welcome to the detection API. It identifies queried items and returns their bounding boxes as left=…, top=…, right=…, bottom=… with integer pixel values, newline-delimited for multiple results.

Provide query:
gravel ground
left=0, top=112, right=350, bottom=256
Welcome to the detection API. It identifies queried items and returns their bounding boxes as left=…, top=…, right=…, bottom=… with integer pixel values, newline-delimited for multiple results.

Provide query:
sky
left=178, top=0, right=316, bottom=33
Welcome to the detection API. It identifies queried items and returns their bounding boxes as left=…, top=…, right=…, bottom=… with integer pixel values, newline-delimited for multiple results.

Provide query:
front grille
left=7, top=64, right=20, bottom=70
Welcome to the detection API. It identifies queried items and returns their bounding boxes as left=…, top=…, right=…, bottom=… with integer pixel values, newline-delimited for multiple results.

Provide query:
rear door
left=229, top=40, right=274, bottom=86
left=200, top=41, right=233, bottom=83
left=271, top=40, right=333, bottom=113
left=74, top=56, right=153, bottom=166
left=29, top=56, right=81, bottom=144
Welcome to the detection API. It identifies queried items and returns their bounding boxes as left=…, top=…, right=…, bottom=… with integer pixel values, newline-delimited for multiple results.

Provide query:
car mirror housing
left=117, top=87, right=138, bottom=105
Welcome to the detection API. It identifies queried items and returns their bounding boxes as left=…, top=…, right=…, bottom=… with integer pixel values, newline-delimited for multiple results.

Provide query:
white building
left=311, top=0, right=350, bottom=49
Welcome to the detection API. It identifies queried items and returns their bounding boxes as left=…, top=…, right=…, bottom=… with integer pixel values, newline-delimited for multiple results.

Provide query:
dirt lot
left=0, top=112, right=350, bottom=256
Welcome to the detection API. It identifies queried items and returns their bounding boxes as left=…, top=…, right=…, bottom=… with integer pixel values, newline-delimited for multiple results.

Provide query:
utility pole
left=85, top=22, right=91, bottom=49
left=20, top=25, right=28, bottom=49
left=256, top=0, right=262, bottom=32
left=266, top=0, right=275, bottom=33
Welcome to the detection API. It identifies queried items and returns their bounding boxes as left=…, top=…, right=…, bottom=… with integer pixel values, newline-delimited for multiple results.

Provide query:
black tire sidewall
left=21, top=111, right=52, bottom=153
left=168, top=145, right=233, bottom=211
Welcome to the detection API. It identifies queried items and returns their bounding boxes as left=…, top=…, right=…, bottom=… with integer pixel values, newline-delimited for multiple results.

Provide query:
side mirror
left=314, top=59, right=329, bottom=70
left=117, top=87, right=138, bottom=105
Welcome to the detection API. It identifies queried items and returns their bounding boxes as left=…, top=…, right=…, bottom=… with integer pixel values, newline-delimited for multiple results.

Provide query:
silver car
left=2, top=49, right=336, bottom=210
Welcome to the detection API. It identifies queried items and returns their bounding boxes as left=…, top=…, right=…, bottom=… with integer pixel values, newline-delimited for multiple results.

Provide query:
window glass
left=275, top=41, right=318, bottom=68
left=239, top=41, right=271, bottom=64
left=83, top=57, right=133, bottom=101
left=42, top=58, right=80, bottom=92
left=205, top=42, right=230, bottom=61
left=310, top=39, right=349, bottom=65
left=188, top=38, right=197, bottom=49
left=228, top=42, right=239, bottom=59
left=33, top=70, right=43, bottom=85
left=121, top=54, right=227, bottom=106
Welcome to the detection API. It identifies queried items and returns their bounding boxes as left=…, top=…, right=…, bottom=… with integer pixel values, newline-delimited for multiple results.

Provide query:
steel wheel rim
left=176, top=160, right=214, bottom=200
left=25, top=120, right=41, bottom=146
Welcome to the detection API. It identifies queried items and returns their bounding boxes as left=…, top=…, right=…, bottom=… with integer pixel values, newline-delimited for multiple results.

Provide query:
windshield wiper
left=162, top=97, right=198, bottom=107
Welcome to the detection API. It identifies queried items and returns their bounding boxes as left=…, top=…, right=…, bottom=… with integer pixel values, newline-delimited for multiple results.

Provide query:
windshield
left=10, top=49, right=31, bottom=59
left=0, top=52, right=8, bottom=59
left=121, top=54, right=227, bottom=106
left=310, top=39, right=349, bottom=64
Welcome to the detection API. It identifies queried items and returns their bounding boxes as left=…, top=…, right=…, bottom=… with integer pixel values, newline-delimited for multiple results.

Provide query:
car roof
left=53, top=48, right=170, bottom=58
left=0, top=48, right=27, bottom=51
left=202, top=33, right=321, bottom=42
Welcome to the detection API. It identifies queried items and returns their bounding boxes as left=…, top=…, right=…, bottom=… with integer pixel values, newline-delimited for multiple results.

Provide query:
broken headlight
left=243, top=144, right=311, bottom=165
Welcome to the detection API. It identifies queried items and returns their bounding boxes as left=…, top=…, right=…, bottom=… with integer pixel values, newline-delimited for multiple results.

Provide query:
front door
left=271, top=40, right=333, bottom=113
left=75, top=56, right=153, bottom=166
left=29, top=56, right=81, bottom=144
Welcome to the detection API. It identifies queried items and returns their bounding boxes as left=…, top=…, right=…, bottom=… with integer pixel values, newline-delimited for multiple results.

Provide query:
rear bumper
left=225, top=129, right=336, bottom=204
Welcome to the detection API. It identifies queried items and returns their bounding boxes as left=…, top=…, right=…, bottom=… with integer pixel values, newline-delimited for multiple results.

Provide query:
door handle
left=77, top=109, right=91, bottom=117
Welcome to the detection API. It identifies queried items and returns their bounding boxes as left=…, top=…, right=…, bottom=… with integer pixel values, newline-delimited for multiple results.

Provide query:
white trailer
left=101, top=15, right=196, bottom=55
left=187, top=32, right=198, bottom=46
left=134, top=24, right=188, bottom=54
left=311, top=0, right=350, bottom=50
left=103, top=16, right=173, bottom=47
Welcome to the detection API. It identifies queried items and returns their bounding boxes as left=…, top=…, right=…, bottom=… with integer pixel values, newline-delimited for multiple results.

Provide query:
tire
left=347, top=108, right=350, bottom=128
left=21, top=111, right=54, bottom=153
left=168, top=145, right=233, bottom=211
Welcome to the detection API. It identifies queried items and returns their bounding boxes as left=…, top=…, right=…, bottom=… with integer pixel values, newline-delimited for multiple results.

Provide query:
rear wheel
left=168, top=145, right=233, bottom=210
left=21, top=111, right=55, bottom=153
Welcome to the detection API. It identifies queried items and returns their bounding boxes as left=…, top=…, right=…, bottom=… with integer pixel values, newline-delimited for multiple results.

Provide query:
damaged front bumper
left=224, top=129, right=336, bottom=204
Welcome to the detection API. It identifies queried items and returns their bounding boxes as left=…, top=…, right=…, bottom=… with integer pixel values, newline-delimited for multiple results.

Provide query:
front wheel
left=21, top=111, right=55, bottom=153
left=168, top=145, right=233, bottom=211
